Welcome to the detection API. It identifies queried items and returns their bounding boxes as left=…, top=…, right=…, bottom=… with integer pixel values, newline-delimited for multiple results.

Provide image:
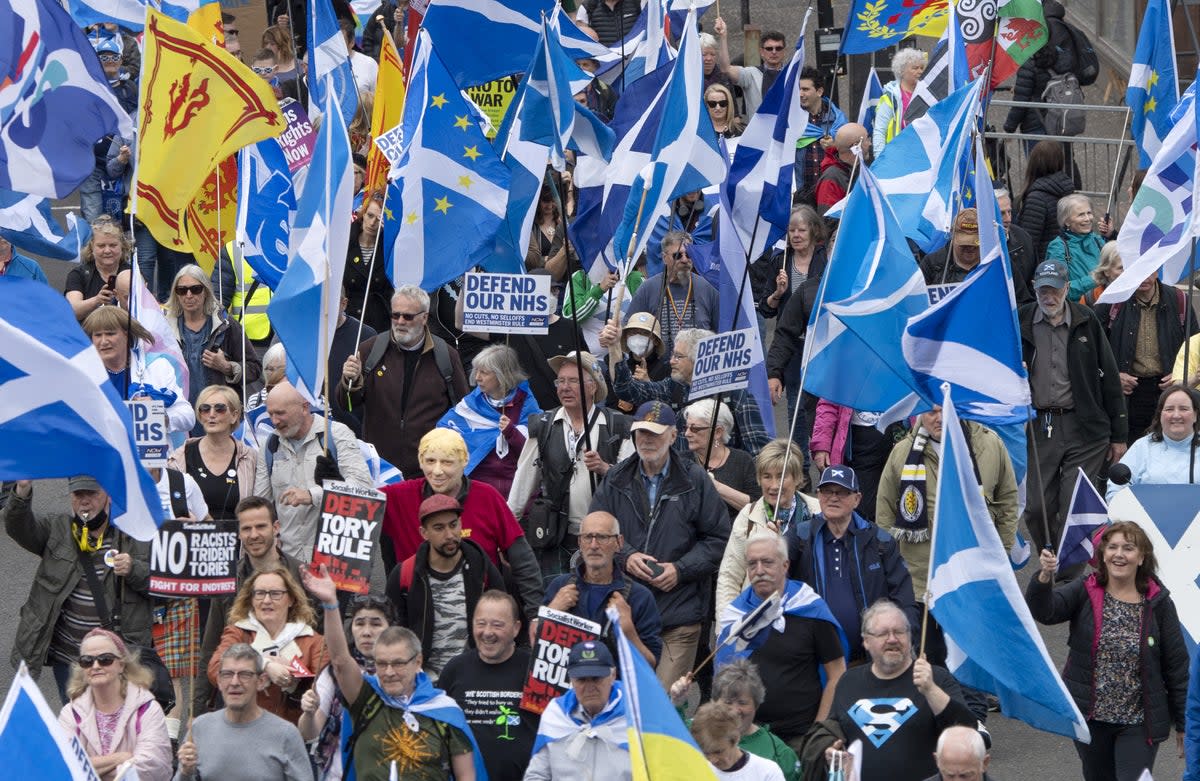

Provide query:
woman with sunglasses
left=170, top=386, right=257, bottom=522
left=705, top=83, right=744, bottom=140
left=210, top=567, right=329, bottom=725
left=300, top=595, right=397, bottom=780
left=57, top=628, right=172, bottom=781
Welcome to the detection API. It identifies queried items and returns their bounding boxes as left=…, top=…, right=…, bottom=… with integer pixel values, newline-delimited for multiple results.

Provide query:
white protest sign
left=375, top=124, right=407, bottom=174
left=462, top=272, right=552, bottom=334
left=926, top=283, right=960, bottom=305
left=689, top=327, right=763, bottom=399
left=126, top=399, right=168, bottom=468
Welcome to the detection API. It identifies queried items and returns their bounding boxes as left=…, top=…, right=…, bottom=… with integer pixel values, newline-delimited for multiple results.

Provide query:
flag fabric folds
left=236, top=139, right=297, bottom=291
left=902, top=9, right=969, bottom=125
left=857, top=67, right=883, bottom=130
left=135, top=9, right=284, bottom=251
left=1128, top=0, right=1180, bottom=168
left=365, top=33, right=407, bottom=195
left=183, top=155, right=238, bottom=271
left=984, top=0, right=1049, bottom=87
left=0, top=277, right=163, bottom=540
left=268, top=88, right=353, bottom=401
left=66, top=0, right=216, bottom=29
left=928, top=386, right=1090, bottom=742
left=2, top=0, right=135, bottom=198
left=492, top=79, right=552, bottom=273
left=0, top=663, right=102, bottom=779
left=714, top=580, right=845, bottom=669
left=610, top=607, right=718, bottom=781
left=1055, top=468, right=1109, bottom=573
left=307, top=0, right=359, bottom=127
left=0, top=189, right=90, bottom=260
left=841, top=0, right=949, bottom=54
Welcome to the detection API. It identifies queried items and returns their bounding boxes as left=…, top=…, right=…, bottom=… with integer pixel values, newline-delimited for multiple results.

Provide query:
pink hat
left=82, top=627, right=128, bottom=656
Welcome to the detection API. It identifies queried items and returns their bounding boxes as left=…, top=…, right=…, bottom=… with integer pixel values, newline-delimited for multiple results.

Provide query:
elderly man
left=526, top=640, right=631, bottom=781
left=815, top=123, right=871, bottom=216
left=252, top=380, right=371, bottom=562
left=508, top=351, right=634, bottom=577
left=716, top=535, right=846, bottom=752
left=826, top=601, right=977, bottom=781
left=1018, top=260, right=1127, bottom=553
left=590, top=401, right=731, bottom=687
left=995, top=187, right=1036, bottom=305
left=0, top=236, right=48, bottom=282
left=339, top=284, right=469, bottom=482
left=924, top=726, right=992, bottom=781
left=304, top=566, right=483, bottom=781
left=919, top=209, right=985, bottom=287
left=543, top=511, right=663, bottom=666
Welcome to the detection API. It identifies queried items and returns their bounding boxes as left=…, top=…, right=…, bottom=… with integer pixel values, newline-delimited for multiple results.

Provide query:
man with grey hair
left=340, top=284, right=469, bottom=483
left=994, top=186, right=1036, bottom=305
left=924, top=726, right=991, bottom=781
left=175, top=643, right=310, bottom=781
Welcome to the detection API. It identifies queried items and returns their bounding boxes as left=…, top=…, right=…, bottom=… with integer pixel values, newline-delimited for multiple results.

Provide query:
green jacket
left=5, top=491, right=153, bottom=675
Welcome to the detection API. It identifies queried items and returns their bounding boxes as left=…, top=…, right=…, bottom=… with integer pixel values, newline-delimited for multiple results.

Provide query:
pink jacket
left=809, top=399, right=853, bottom=465
left=168, top=437, right=259, bottom=502
left=58, top=683, right=172, bottom=781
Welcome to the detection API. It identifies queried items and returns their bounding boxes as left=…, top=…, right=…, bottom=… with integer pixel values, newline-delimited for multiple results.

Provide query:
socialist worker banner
left=312, top=481, right=385, bottom=594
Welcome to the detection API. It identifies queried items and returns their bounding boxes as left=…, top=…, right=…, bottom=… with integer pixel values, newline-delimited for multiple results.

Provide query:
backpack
left=1062, top=21, right=1099, bottom=86
left=1042, top=72, right=1086, bottom=136
left=1105, top=287, right=1189, bottom=330
left=362, top=332, right=459, bottom=406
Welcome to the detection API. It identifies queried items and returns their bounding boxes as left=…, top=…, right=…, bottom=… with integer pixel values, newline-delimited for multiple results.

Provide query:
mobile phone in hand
left=645, top=559, right=665, bottom=579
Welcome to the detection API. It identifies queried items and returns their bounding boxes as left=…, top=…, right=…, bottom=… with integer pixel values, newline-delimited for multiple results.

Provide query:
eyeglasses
left=580, top=533, right=619, bottom=544
left=175, top=284, right=205, bottom=297
left=198, top=403, right=230, bottom=414
left=78, top=653, right=119, bottom=668
left=685, top=424, right=711, bottom=434
left=705, top=99, right=728, bottom=108
left=761, top=44, right=785, bottom=52
left=374, top=651, right=419, bottom=670
left=252, top=588, right=287, bottom=601
left=818, top=486, right=853, bottom=497
left=671, top=250, right=688, bottom=261
left=98, top=53, right=120, bottom=63
left=217, top=669, right=259, bottom=682
left=251, top=65, right=275, bottom=75
left=390, top=310, right=425, bottom=321
left=864, top=628, right=907, bottom=639
left=554, top=377, right=588, bottom=387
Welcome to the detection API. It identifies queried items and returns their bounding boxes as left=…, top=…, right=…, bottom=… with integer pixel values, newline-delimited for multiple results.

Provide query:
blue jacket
left=1185, top=650, right=1200, bottom=781
left=4, top=252, right=48, bottom=283
left=543, top=560, right=664, bottom=664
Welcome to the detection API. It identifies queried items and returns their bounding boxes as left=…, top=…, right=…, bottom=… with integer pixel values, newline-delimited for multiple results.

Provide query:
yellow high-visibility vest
left=227, top=244, right=272, bottom=341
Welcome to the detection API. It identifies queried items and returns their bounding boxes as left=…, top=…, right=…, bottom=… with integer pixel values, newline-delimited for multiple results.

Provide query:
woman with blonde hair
left=705, top=82, right=745, bottom=139
left=1083, top=241, right=1122, bottom=306
left=66, top=217, right=133, bottom=320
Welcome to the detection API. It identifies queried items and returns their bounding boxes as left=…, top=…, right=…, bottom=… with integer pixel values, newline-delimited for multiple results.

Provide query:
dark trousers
left=1023, top=410, right=1109, bottom=551
left=849, top=423, right=893, bottom=522
left=1074, top=721, right=1161, bottom=781
left=1126, top=377, right=1163, bottom=444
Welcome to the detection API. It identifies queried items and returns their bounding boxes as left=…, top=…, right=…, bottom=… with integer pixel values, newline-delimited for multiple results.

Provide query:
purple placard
left=278, top=98, right=317, bottom=173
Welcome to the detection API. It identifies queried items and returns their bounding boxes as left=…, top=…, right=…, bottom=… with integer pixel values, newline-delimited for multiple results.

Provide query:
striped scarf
left=894, top=428, right=931, bottom=542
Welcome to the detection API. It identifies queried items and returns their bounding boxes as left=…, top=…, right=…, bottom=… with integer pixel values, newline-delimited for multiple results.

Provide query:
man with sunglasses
left=712, top=18, right=787, bottom=116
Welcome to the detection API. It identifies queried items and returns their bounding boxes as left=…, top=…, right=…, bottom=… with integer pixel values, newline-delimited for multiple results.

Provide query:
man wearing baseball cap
left=1019, top=259, right=1126, bottom=558
left=527, top=640, right=631, bottom=781
left=920, top=208, right=983, bottom=287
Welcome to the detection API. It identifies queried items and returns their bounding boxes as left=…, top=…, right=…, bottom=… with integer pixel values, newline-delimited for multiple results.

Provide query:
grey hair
left=684, top=399, right=734, bottom=444
left=744, top=533, right=789, bottom=564
left=166, top=264, right=217, bottom=318
left=469, top=344, right=527, bottom=395
left=1092, top=242, right=1123, bottom=286
left=676, top=328, right=716, bottom=360
left=1056, top=193, right=1092, bottom=228
left=861, top=599, right=911, bottom=640
left=262, top=342, right=287, bottom=370
left=661, top=230, right=693, bottom=254
left=393, top=284, right=430, bottom=312
left=221, top=642, right=265, bottom=674
left=891, top=47, right=927, bottom=78
left=699, top=32, right=717, bottom=50
left=993, top=186, right=1010, bottom=201
left=712, top=658, right=767, bottom=708
left=377, top=625, right=422, bottom=657
left=935, top=725, right=987, bottom=762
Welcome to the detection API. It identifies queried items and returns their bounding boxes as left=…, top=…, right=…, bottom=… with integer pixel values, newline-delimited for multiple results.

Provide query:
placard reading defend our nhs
left=689, top=328, right=764, bottom=399
left=462, top=272, right=552, bottom=334
left=127, top=399, right=168, bottom=468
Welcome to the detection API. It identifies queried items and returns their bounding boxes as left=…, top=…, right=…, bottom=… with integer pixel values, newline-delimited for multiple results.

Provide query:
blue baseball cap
left=93, top=36, right=122, bottom=55
left=818, top=465, right=860, bottom=492
left=567, top=640, right=614, bottom=679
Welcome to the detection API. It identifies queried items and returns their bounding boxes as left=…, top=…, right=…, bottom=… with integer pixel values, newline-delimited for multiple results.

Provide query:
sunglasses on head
left=175, top=284, right=205, bottom=297
left=198, top=403, right=230, bottom=414
left=391, top=311, right=424, bottom=321
left=705, top=99, right=728, bottom=108
left=78, top=653, right=119, bottom=668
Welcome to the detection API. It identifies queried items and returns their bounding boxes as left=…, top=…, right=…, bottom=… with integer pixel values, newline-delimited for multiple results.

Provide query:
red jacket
left=381, top=478, right=525, bottom=566
left=815, top=146, right=851, bottom=214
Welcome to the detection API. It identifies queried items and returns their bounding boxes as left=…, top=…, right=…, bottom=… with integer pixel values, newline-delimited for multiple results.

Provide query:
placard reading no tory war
left=461, top=272, right=552, bottom=334
left=689, top=327, right=764, bottom=399
left=149, top=520, right=239, bottom=597
left=312, top=481, right=385, bottom=594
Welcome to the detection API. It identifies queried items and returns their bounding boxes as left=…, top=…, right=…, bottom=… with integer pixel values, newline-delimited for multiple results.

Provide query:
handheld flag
left=1056, top=468, right=1109, bottom=573
left=984, top=0, right=1048, bottom=87
left=1128, top=0, right=1180, bottom=168
left=236, top=139, right=297, bottom=291
left=0, top=189, right=90, bottom=260
left=842, top=0, right=949, bottom=54
left=927, top=385, right=1090, bottom=742
left=0, top=663, right=101, bottom=778
left=856, top=67, right=883, bottom=130
left=365, top=33, right=407, bottom=195
left=714, top=581, right=846, bottom=669
left=307, top=0, right=359, bottom=126
left=902, top=6, right=969, bottom=125
left=0, top=277, right=163, bottom=539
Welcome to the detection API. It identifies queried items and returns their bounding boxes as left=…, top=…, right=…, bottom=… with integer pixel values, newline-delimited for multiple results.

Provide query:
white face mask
left=626, top=333, right=652, bottom=358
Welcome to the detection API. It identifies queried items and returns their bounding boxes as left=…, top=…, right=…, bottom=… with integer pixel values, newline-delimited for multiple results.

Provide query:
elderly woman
left=380, top=428, right=543, bottom=620
left=58, top=629, right=172, bottom=781
left=210, top=566, right=328, bottom=725
left=436, top=344, right=542, bottom=497
left=757, top=205, right=828, bottom=320
left=83, top=307, right=195, bottom=434
left=683, top=399, right=760, bottom=519
left=66, top=217, right=133, bottom=320
left=1045, top=193, right=1107, bottom=302
left=1082, top=241, right=1123, bottom=306
left=715, top=439, right=818, bottom=618
left=1107, top=385, right=1200, bottom=499
left=165, top=265, right=261, bottom=420
left=1028, top=523, right=1189, bottom=781
left=873, top=47, right=926, bottom=154
left=705, top=83, right=744, bottom=139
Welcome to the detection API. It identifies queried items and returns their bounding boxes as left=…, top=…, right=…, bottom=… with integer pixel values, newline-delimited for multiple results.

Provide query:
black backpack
left=1062, top=21, right=1099, bottom=86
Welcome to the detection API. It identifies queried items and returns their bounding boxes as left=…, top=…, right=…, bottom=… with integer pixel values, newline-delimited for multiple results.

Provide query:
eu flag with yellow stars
left=1129, top=0, right=1179, bottom=168
left=381, top=29, right=513, bottom=291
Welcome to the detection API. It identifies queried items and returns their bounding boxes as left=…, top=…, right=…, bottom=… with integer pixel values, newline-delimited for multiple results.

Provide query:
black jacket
left=1094, top=282, right=1198, bottom=378
left=752, top=245, right=829, bottom=319
left=1019, top=300, right=1128, bottom=444
left=360, top=0, right=399, bottom=59
left=1026, top=574, right=1189, bottom=741
left=1007, top=222, right=1037, bottom=305
left=1016, top=170, right=1077, bottom=259
left=344, top=220, right=394, bottom=336
left=766, top=273, right=824, bottom=381
left=1003, top=0, right=1075, bottom=134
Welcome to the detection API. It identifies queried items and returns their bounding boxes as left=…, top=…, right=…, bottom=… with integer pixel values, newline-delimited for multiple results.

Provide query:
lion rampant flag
left=364, top=32, right=407, bottom=196
left=136, top=9, right=284, bottom=251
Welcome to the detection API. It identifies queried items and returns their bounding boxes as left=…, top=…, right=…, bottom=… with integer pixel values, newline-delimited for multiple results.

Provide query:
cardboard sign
left=312, top=481, right=385, bottom=594
left=464, top=78, right=518, bottom=140
left=462, top=272, right=552, bottom=334
left=278, top=99, right=317, bottom=173
left=520, top=607, right=601, bottom=714
left=149, top=520, right=239, bottom=597
left=927, top=283, right=960, bottom=304
left=127, top=399, right=168, bottom=468
left=689, top=327, right=764, bottom=399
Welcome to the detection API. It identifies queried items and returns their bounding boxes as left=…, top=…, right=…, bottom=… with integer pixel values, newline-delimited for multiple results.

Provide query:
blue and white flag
left=856, top=67, right=883, bottom=130
left=609, top=0, right=675, bottom=89
left=903, top=0, right=969, bottom=124
left=437, top=383, right=541, bottom=475
left=726, top=7, right=813, bottom=262
left=532, top=681, right=627, bottom=755
left=2, top=0, right=135, bottom=199
left=928, top=386, right=1090, bottom=742
left=1128, top=0, right=1179, bottom=168
left=492, top=81, right=551, bottom=273
left=363, top=443, right=404, bottom=487
left=0, top=277, right=163, bottom=540
left=716, top=580, right=847, bottom=669
left=611, top=9, right=726, bottom=270
left=268, top=88, right=353, bottom=401
left=236, top=140, right=297, bottom=290
left=0, top=663, right=101, bottom=778
left=1056, top=468, right=1109, bottom=573
left=0, top=189, right=90, bottom=260
left=381, top=29, right=514, bottom=291
left=307, top=0, right=359, bottom=126
left=67, top=0, right=213, bottom=29
left=804, top=154, right=927, bottom=415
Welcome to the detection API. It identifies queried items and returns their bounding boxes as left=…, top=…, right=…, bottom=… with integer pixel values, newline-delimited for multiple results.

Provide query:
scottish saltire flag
left=842, top=0, right=949, bottom=54
left=236, top=140, right=297, bottom=290
left=533, top=680, right=628, bottom=758
left=269, top=88, right=352, bottom=400
left=610, top=608, right=719, bottom=781
left=0, top=277, right=163, bottom=539
left=1128, top=0, right=1180, bottom=168
left=68, top=0, right=216, bottom=29
left=609, top=0, right=675, bottom=89
left=2, top=0, right=135, bottom=198
left=1107, top=485, right=1200, bottom=658
left=492, top=80, right=551, bottom=271
left=666, top=0, right=715, bottom=38
left=381, top=29, right=514, bottom=291
left=903, top=5, right=969, bottom=125
left=438, top=382, right=541, bottom=474
left=0, top=189, right=90, bottom=260
left=715, top=580, right=847, bottom=668
left=928, top=386, right=1090, bottom=742
left=611, top=9, right=725, bottom=270
left=1056, top=468, right=1109, bottom=573
left=857, top=67, right=883, bottom=130
left=0, top=663, right=101, bottom=778
left=804, top=155, right=927, bottom=414
left=363, top=443, right=405, bottom=487
left=308, top=0, right=359, bottom=126
left=727, top=7, right=813, bottom=263
left=1102, top=85, right=1199, bottom=304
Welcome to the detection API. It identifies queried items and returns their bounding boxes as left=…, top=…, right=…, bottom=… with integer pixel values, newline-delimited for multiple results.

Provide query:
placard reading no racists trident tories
left=312, top=481, right=385, bottom=594
left=150, top=520, right=240, bottom=597
left=689, top=327, right=764, bottom=399
left=462, top=272, right=552, bottom=334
